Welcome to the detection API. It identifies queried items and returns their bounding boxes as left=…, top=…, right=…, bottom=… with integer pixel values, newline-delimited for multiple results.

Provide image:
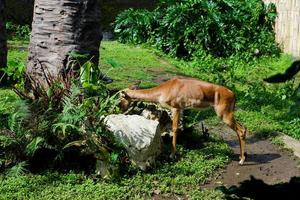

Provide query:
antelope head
left=120, top=89, right=132, bottom=112
left=120, top=81, right=141, bottom=113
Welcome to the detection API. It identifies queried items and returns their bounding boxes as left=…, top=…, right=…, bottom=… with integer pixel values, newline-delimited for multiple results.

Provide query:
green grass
left=0, top=136, right=230, bottom=200
left=0, top=43, right=27, bottom=115
left=100, top=41, right=180, bottom=89
left=0, top=89, right=20, bottom=128
left=1, top=40, right=230, bottom=199
left=7, top=49, right=28, bottom=63
left=0, top=89, right=19, bottom=113
left=7, top=40, right=29, bottom=62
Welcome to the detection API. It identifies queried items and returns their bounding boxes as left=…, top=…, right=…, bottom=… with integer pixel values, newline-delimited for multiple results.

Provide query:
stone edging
left=279, top=134, right=300, bottom=158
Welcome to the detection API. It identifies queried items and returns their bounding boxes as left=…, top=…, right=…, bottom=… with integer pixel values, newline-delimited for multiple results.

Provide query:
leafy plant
left=0, top=58, right=26, bottom=85
left=53, top=83, right=122, bottom=171
left=6, top=21, right=31, bottom=40
left=0, top=99, right=45, bottom=169
left=0, top=51, right=126, bottom=177
left=5, top=162, right=28, bottom=177
left=115, top=8, right=153, bottom=44
left=115, top=0, right=280, bottom=59
left=67, top=52, right=111, bottom=91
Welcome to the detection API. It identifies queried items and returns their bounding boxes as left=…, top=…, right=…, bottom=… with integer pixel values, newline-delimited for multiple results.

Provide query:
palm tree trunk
left=0, top=0, right=7, bottom=80
left=26, top=0, right=102, bottom=89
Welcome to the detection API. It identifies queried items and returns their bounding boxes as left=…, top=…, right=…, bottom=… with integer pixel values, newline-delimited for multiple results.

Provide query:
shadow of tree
left=218, top=175, right=300, bottom=200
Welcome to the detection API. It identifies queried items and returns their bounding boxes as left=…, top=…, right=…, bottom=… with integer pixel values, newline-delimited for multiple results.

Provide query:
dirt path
left=202, top=123, right=300, bottom=189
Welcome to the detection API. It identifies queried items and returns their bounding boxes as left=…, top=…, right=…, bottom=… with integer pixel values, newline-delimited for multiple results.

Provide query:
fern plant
left=53, top=83, right=121, bottom=165
left=5, top=161, right=28, bottom=177
left=1, top=55, right=124, bottom=176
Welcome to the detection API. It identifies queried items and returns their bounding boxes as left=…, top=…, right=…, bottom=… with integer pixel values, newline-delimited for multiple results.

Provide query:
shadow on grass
left=155, top=128, right=228, bottom=163
left=218, top=175, right=300, bottom=200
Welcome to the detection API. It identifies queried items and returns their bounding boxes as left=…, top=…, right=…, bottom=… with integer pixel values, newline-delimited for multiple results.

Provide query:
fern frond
left=5, top=161, right=28, bottom=177
left=25, top=137, right=45, bottom=157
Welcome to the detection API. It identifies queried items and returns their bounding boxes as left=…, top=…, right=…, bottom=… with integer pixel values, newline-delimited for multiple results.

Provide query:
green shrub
left=114, top=8, right=153, bottom=44
left=6, top=21, right=31, bottom=40
left=115, top=0, right=280, bottom=59
left=0, top=58, right=26, bottom=84
left=0, top=60, right=123, bottom=175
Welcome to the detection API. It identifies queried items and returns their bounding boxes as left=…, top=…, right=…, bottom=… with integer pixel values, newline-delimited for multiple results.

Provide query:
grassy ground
left=0, top=138, right=230, bottom=199
left=1, top=40, right=299, bottom=199
left=7, top=40, right=28, bottom=63
left=1, top=41, right=230, bottom=200
left=100, top=41, right=179, bottom=89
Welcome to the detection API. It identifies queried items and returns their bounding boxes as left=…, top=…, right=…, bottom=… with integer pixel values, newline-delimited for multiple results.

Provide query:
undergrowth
left=0, top=52, right=125, bottom=178
left=0, top=134, right=230, bottom=200
left=6, top=21, right=31, bottom=41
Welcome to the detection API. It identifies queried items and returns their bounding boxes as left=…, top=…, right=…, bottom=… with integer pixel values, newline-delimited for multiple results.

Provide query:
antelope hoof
left=169, top=152, right=179, bottom=160
left=238, top=152, right=247, bottom=165
left=169, top=153, right=175, bottom=160
left=239, top=158, right=245, bottom=165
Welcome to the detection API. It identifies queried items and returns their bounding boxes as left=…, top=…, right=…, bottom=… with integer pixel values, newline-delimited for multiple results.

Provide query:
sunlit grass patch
left=100, top=41, right=179, bottom=89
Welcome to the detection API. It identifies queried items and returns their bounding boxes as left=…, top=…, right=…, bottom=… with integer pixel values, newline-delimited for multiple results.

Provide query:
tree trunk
left=0, top=0, right=7, bottom=80
left=26, top=0, right=102, bottom=89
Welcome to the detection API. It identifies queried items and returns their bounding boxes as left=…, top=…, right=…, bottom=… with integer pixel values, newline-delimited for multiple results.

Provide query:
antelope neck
left=127, top=88, right=161, bottom=102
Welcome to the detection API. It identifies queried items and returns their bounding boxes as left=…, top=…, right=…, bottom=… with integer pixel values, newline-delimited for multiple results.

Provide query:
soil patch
left=202, top=123, right=300, bottom=189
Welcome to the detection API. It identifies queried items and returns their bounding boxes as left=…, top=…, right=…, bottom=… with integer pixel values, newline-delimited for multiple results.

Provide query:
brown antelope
left=120, top=77, right=247, bottom=165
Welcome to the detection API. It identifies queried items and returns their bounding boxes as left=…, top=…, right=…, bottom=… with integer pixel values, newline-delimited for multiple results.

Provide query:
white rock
left=104, top=114, right=162, bottom=170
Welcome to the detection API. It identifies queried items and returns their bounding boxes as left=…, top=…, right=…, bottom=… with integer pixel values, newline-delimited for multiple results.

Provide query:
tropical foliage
left=0, top=61, right=122, bottom=176
left=115, top=0, right=279, bottom=59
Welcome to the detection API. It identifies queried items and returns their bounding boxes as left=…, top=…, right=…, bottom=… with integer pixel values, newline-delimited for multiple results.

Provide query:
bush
left=115, top=9, right=153, bottom=44
left=115, top=0, right=280, bottom=59
left=0, top=58, right=26, bottom=85
left=0, top=61, right=124, bottom=176
left=6, top=21, right=31, bottom=40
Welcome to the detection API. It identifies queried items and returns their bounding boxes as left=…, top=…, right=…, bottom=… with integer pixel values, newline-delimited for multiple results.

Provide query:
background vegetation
left=115, top=0, right=280, bottom=59
left=1, top=0, right=300, bottom=199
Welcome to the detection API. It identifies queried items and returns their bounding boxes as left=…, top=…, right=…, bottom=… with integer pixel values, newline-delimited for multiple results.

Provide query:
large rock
left=104, top=114, right=162, bottom=170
